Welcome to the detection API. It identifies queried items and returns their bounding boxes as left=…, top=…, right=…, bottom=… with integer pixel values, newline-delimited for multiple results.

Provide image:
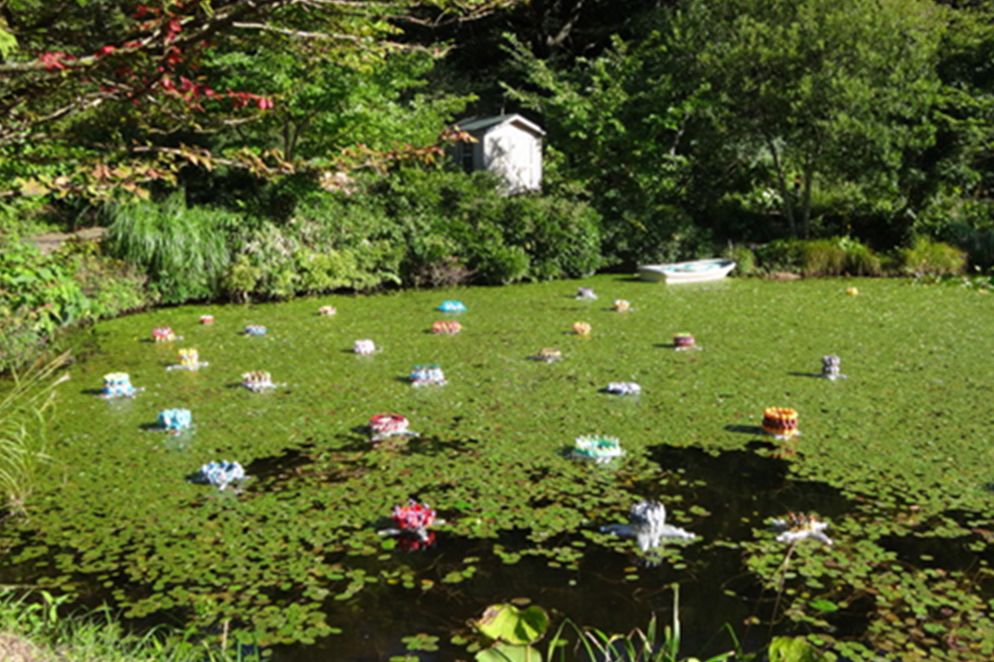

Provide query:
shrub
left=720, top=244, right=757, bottom=276
left=104, top=194, right=235, bottom=303
left=838, top=236, right=883, bottom=276
left=754, top=239, right=803, bottom=273
left=898, top=236, right=967, bottom=276
left=57, top=239, right=154, bottom=318
left=800, top=240, right=847, bottom=277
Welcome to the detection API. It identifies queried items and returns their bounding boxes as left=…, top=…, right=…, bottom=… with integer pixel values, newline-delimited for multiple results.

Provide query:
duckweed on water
left=3, top=276, right=994, bottom=659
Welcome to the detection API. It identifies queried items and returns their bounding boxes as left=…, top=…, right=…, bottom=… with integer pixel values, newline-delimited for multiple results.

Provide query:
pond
left=3, top=275, right=994, bottom=660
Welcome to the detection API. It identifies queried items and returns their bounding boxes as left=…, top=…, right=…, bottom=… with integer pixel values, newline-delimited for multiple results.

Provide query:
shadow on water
left=271, top=445, right=855, bottom=662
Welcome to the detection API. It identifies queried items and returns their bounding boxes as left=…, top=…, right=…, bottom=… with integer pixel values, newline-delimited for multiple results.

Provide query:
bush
left=720, top=244, right=757, bottom=276
left=898, top=236, right=967, bottom=276
left=800, top=240, right=847, bottom=277
left=838, top=236, right=883, bottom=276
left=104, top=194, right=235, bottom=303
left=58, top=239, right=154, bottom=318
left=754, top=239, right=803, bottom=273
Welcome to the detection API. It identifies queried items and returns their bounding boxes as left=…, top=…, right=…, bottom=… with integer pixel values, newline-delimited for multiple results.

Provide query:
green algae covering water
left=4, top=276, right=994, bottom=660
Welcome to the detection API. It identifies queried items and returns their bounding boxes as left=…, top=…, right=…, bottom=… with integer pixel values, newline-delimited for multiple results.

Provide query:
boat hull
left=638, top=259, right=737, bottom=283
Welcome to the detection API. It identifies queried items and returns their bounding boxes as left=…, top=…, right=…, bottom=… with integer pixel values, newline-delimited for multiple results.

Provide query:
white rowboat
left=637, top=259, right=737, bottom=283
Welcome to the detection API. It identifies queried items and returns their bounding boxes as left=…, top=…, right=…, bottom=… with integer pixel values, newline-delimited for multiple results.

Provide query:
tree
left=676, top=0, right=946, bottom=238
left=0, top=0, right=521, bottom=201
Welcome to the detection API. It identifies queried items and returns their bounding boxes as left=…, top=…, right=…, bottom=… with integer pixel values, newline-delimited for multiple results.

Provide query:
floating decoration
left=533, top=348, right=562, bottom=363
left=570, top=435, right=624, bottom=463
left=606, top=382, right=641, bottom=395
left=318, top=306, right=337, bottom=316
left=762, top=407, right=799, bottom=439
left=241, top=371, right=278, bottom=392
left=244, top=325, right=267, bottom=336
left=612, top=299, right=632, bottom=312
left=575, top=287, right=597, bottom=300
left=602, top=500, right=696, bottom=552
left=431, top=320, right=462, bottom=334
left=152, top=326, right=177, bottom=343
left=354, top=339, right=376, bottom=355
left=101, top=372, right=140, bottom=398
left=157, top=408, right=192, bottom=432
left=772, top=512, right=833, bottom=546
left=368, top=414, right=419, bottom=442
left=673, top=332, right=699, bottom=350
left=167, top=348, right=209, bottom=371
left=820, top=355, right=847, bottom=381
left=410, top=364, right=446, bottom=387
left=572, top=321, right=592, bottom=336
left=378, top=500, right=437, bottom=545
left=845, top=287, right=859, bottom=296
left=200, top=315, right=214, bottom=324
left=197, top=461, right=246, bottom=491
left=438, top=300, right=466, bottom=313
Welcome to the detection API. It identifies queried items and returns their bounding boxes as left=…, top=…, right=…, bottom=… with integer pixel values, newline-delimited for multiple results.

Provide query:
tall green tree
left=677, top=0, right=946, bottom=238
left=0, top=0, right=520, bottom=201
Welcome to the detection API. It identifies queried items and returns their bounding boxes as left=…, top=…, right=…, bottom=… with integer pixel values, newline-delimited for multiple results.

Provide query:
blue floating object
left=438, top=300, right=466, bottom=313
left=158, top=408, right=192, bottom=431
left=244, top=325, right=267, bottom=336
left=199, top=461, right=246, bottom=490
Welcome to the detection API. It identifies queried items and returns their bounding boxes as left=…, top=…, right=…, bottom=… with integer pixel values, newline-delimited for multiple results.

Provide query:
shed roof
left=455, top=113, right=545, bottom=137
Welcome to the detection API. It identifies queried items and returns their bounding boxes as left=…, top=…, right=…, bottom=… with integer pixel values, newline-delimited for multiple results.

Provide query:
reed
left=0, top=353, right=69, bottom=516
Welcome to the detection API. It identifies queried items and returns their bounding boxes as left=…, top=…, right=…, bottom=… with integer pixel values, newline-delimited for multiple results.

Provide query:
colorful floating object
left=410, top=364, right=446, bottom=387
left=570, top=435, right=624, bottom=463
left=158, top=408, right=192, bottom=432
left=612, top=299, right=632, bottom=312
left=845, top=287, right=859, bottom=296
left=198, top=461, right=246, bottom=491
left=152, top=326, right=177, bottom=343
left=368, top=414, right=419, bottom=441
left=772, top=512, right=833, bottom=546
left=200, top=315, right=214, bottom=324
left=673, top=333, right=698, bottom=350
left=318, top=306, right=337, bottom=316
left=575, top=287, right=598, bottom=300
left=354, top=339, right=376, bottom=355
left=102, top=372, right=140, bottom=398
left=534, top=348, right=562, bottom=363
left=606, top=382, right=641, bottom=395
left=167, top=348, right=209, bottom=371
left=244, top=325, right=267, bottom=336
left=438, top=300, right=466, bottom=313
left=431, top=320, right=462, bottom=334
left=378, top=500, right=437, bottom=545
left=241, top=371, right=277, bottom=392
left=601, top=500, right=696, bottom=552
left=572, top=321, right=592, bottom=336
left=821, top=355, right=847, bottom=381
left=762, top=407, right=799, bottom=439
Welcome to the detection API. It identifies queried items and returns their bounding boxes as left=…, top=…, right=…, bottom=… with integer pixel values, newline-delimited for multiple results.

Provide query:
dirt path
left=24, top=227, right=106, bottom=255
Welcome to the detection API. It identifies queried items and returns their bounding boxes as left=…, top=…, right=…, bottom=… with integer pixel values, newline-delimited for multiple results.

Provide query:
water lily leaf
left=475, top=604, right=550, bottom=645
left=808, top=599, right=839, bottom=612
left=475, top=643, right=543, bottom=662
left=769, top=636, right=826, bottom=662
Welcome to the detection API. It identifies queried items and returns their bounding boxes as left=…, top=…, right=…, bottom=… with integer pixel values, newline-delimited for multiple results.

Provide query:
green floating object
left=475, top=603, right=550, bottom=646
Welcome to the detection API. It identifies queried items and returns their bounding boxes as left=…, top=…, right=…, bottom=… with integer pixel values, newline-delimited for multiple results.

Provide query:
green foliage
left=0, top=353, right=68, bottom=515
left=0, top=589, right=268, bottom=662
left=799, top=241, right=847, bottom=278
left=720, top=244, right=758, bottom=277
left=105, top=195, right=235, bottom=304
left=504, top=32, right=709, bottom=266
left=898, top=236, right=967, bottom=276
left=57, top=239, right=155, bottom=318
left=754, top=239, right=804, bottom=274
left=677, top=0, right=946, bottom=239
left=0, top=237, right=92, bottom=372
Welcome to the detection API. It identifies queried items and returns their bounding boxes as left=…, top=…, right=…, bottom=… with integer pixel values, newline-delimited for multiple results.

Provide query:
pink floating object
left=200, top=315, right=214, bottom=324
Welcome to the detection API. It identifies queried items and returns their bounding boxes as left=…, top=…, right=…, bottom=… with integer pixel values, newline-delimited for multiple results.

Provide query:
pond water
left=4, top=276, right=994, bottom=660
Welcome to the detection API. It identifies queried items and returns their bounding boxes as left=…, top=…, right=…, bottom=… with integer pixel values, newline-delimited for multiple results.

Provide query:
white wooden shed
left=451, top=114, right=544, bottom=193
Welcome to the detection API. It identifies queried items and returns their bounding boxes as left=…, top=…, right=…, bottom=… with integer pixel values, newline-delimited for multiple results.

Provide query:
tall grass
left=547, top=585, right=740, bottom=662
left=0, top=353, right=69, bottom=516
left=0, top=589, right=267, bottom=662
left=105, top=194, right=235, bottom=303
